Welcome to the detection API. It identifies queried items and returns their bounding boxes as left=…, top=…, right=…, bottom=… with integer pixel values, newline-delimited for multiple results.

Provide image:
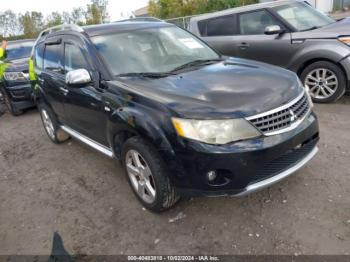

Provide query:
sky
left=0, top=0, right=150, bottom=21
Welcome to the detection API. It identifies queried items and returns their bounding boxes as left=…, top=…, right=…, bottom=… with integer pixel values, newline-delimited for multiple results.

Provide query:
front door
left=41, top=39, right=67, bottom=122
left=62, top=36, right=108, bottom=146
left=235, top=9, right=293, bottom=68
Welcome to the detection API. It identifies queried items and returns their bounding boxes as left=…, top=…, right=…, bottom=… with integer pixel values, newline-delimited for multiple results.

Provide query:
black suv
left=32, top=23, right=319, bottom=212
left=0, top=39, right=35, bottom=115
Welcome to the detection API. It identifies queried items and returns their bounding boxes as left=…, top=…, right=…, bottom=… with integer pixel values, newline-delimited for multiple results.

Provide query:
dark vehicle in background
left=32, top=23, right=319, bottom=212
left=0, top=39, right=35, bottom=115
left=189, top=0, right=350, bottom=103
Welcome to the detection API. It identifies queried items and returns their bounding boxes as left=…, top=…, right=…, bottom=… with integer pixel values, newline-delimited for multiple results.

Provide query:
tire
left=1, top=89, right=23, bottom=116
left=38, top=102, right=70, bottom=144
left=121, top=136, right=180, bottom=212
left=301, top=61, right=346, bottom=103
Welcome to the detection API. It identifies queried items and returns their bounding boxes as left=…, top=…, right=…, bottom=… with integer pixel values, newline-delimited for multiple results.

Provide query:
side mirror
left=65, top=69, right=92, bottom=86
left=264, top=25, right=284, bottom=35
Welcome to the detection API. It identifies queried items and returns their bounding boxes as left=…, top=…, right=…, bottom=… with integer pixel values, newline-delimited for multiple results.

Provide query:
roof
left=191, top=0, right=303, bottom=22
left=134, top=6, right=149, bottom=17
left=82, top=21, right=173, bottom=37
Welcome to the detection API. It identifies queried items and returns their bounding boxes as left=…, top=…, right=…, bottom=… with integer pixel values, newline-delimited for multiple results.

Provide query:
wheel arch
left=108, top=107, right=174, bottom=160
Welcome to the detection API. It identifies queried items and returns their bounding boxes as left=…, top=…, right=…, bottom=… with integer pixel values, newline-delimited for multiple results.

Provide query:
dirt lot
left=0, top=97, right=349, bottom=256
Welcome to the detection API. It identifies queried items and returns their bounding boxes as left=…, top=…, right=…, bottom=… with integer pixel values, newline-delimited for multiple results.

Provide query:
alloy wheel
left=304, top=68, right=338, bottom=100
left=41, top=109, right=55, bottom=139
left=126, top=149, right=156, bottom=204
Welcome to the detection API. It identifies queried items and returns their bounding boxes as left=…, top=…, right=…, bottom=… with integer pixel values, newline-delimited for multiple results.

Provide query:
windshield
left=92, top=26, right=220, bottom=76
left=273, top=2, right=334, bottom=31
left=6, top=41, right=34, bottom=61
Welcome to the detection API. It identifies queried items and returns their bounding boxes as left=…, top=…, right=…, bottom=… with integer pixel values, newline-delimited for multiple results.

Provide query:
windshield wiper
left=170, top=58, right=223, bottom=73
left=116, top=72, right=176, bottom=78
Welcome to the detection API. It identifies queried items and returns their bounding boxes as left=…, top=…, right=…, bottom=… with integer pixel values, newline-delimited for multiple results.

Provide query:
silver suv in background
left=189, top=0, right=350, bottom=103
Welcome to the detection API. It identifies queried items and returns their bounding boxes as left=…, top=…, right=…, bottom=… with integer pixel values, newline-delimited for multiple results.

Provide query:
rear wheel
left=38, top=103, right=70, bottom=144
left=301, top=61, right=346, bottom=103
left=122, top=137, right=180, bottom=212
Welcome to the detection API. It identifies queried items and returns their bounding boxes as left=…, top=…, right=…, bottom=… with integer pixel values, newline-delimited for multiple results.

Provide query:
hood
left=5, top=57, right=29, bottom=73
left=292, top=17, right=350, bottom=39
left=108, top=58, right=302, bottom=119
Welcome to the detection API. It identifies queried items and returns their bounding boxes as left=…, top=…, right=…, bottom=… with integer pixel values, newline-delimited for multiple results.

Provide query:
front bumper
left=165, top=112, right=319, bottom=197
left=2, top=81, right=35, bottom=110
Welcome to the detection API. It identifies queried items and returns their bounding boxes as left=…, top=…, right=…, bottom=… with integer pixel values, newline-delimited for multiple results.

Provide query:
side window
left=34, top=43, right=44, bottom=70
left=200, top=15, right=237, bottom=36
left=239, top=10, right=281, bottom=35
left=64, top=43, right=89, bottom=72
left=44, top=44, right=62, bottom=73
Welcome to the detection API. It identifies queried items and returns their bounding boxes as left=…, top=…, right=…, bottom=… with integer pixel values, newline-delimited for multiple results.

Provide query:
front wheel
left=39, top=103, right=70, bottom=144
left=1, top=89, right=23, bottom=116
left=301, top=61, right=346, bottom=103
left=122, top=137, right=180, bottom=212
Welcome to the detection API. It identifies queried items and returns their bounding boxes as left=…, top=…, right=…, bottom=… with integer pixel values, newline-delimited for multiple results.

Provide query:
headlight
left=172, top=118, right=261, bottom=145
left=298, top=77, right=314, bottom=108
left=304, top=85, right=314, bottom=108
left=3, top=72, right=28, bottom=81
left=338, top=36, right=350, bottom=46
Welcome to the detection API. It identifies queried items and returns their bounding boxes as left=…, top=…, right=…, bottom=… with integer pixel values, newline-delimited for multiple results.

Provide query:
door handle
left=59, top=87, right=69, bottom=95
left=239, top=42, right=250, bottom=50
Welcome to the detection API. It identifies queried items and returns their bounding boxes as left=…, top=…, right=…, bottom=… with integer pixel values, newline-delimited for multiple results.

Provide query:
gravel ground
left=0, top=97, right=349, bottom=256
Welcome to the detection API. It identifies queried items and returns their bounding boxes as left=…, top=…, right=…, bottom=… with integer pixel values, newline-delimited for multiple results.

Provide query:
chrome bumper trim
left=61, top=125, right=114, bottom=158
left=234, top=146, right=319, bottom=197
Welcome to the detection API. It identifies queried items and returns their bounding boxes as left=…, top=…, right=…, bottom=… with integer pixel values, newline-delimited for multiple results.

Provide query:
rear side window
left=64, top=43, right=89, bottom=72
left=34, top=43, right=44, bottom=70
left=44, top=44, right=62, bottom=73
left=199, top=15, right=237, bottom=36
left=239, top=10, right=281, bottom=35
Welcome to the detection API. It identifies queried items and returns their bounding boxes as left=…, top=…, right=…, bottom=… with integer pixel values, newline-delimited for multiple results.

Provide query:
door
left=62, top=36, right=108, bottom=146
left=200, top=14, right=241, bottom=57
left=235, top=9, right=293, bottom=67
left=41, top=39, right=67, bottom=122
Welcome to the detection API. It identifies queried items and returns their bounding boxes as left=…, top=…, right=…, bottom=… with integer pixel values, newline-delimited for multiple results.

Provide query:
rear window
left=44, top=44, right=62, bottom=73
left=198, top=15, right=237, bottom=36
left=6, top=41, right=34, bottom=60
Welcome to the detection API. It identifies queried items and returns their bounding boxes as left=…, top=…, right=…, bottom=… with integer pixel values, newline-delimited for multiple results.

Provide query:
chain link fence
left=333, top=0, right=350, bottom=10
left=166, top=16, right=195, bottom=30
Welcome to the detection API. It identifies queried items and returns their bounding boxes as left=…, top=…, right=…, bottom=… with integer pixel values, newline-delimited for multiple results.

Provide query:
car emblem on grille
left=290, top=109, right=297, bottom=122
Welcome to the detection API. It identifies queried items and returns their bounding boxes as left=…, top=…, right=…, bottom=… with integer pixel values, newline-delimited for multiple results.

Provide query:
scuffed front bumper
left=165, top=112, right=319, bottom=197
left=2, top=80, right=35, bottom=110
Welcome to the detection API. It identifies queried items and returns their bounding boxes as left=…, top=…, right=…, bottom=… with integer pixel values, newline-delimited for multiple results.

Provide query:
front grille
left=250, top=137, right=318, bottom=184
left=247, top=92, right=310, bottom=135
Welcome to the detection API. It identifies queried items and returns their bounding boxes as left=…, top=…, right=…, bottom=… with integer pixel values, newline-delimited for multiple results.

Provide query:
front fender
left=107, top=106, right=175, bottom=159
left=288, top=39, right=350, bottom=72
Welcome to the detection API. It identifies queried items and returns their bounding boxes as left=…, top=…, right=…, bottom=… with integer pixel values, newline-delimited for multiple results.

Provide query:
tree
left=19, top=11, right=44, bottom=38
left=0, top=10, right=21, bottom=37
left=70, top=7, right=87, bottom=25
left=148, top=0, right=259, bottom=19
left=45, top=12, right=63, bottom=28
left=86, top=0, right=109, bottom=25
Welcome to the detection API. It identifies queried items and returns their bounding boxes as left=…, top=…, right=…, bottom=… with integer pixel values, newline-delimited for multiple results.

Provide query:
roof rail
left=114, top=17, right=163, bottom=23
left=38, top=24, right=84, bottom=39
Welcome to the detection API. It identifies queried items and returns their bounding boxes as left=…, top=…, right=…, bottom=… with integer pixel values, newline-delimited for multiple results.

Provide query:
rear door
left=235, top=9, right=293, bottom=67
left=41, top=37, right=67, bottom=122
left=199, top=14, right=240, bottom=57
left=62, top=35, right=108, bottom=146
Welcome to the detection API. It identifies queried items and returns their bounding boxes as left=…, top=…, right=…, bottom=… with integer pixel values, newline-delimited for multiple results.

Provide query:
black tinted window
left=64, top=43, right=89, bottom=72
left=44, top=44, right=62, bottom=73
left=199, top=15, right=237, bottom=36
left=239, top=10, right=280, bottom=35
left=34, top=43, right=44, bottom=70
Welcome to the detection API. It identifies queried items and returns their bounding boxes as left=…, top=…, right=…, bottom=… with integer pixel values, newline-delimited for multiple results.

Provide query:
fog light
left=207, top=171, right=217, bottom=182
